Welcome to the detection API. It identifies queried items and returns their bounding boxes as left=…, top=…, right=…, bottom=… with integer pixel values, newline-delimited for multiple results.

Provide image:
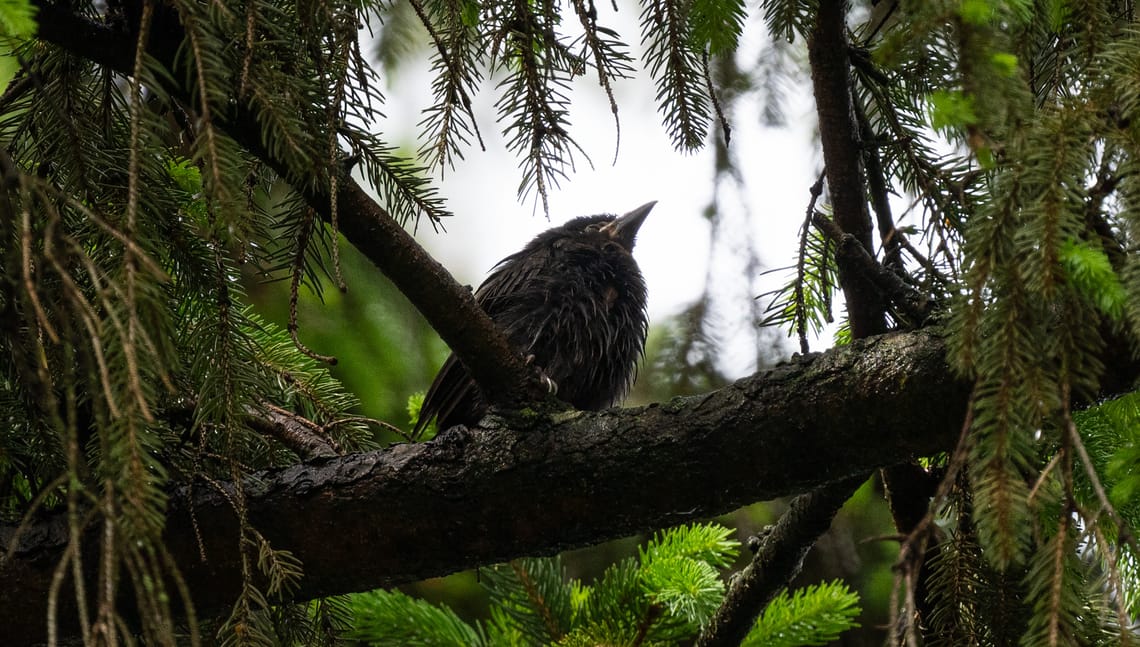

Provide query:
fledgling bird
left=414, top=202, right=654, bottom=437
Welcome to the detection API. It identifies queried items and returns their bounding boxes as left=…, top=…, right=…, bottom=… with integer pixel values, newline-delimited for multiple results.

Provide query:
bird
left=413, top=201, right=655, bottom=438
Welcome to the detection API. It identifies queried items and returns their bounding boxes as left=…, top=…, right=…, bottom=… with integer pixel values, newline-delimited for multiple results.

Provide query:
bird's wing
left=413, top=245, right=553, bottom=437
left=474, top=247, right=548, bottom=310
left=412, top=353, right=471, bottom=438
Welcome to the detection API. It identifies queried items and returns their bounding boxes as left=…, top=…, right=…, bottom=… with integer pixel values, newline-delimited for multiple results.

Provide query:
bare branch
left=246, top=405, right=340, bottom=460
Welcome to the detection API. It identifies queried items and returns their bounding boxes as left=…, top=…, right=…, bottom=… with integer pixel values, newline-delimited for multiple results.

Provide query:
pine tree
left=3, top=0, right=1140, bottom=645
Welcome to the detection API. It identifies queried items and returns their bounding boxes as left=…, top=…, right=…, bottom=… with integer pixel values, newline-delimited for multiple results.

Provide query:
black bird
left=414, top=202, right=654, bottom=437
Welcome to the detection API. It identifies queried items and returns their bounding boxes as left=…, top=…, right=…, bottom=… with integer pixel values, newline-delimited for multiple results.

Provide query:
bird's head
left=560, top=201, right=656, bottom=253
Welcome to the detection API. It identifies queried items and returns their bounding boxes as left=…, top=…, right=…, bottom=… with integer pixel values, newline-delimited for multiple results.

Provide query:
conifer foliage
left=347, top=524, right=861, bottom=646
left=5, top=0, right=1140, bottom=645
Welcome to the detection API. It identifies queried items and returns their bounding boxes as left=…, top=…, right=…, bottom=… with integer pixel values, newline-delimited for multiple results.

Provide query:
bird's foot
left=541, top=373, right=558, bottom=395
left=524, top=354, right=559, bottom=395
left=435, top=423, right=472, bottom=446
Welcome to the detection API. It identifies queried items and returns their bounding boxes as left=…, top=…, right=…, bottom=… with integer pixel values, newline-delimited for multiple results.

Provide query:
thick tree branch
left=809, top=0, right=886, bottom=337
left=31, top=0, right=543, bottom=411
left=327, top=182, right=544, bottom=409
left=1, top=328, right=970, bottom=644
left=808, top=6, right=945, bottom=637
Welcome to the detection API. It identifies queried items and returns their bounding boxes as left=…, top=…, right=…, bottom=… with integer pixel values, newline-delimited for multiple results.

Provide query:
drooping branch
left=0, top=328, right=970, bottom=644
left=30, top=0, right=544, bottom=411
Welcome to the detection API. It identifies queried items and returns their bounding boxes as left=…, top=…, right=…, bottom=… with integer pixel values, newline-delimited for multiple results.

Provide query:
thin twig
left=328, top=415, right=411, bottom=442
left=569, top=0, right=623, bottom=165
left=248, top=404, right=339, bottom=459
left=406, top=0, right=485, bottom=161
left=1081, top=502, right=1132, bottom=646
left=813, top=212, right=933, bottom=325
left=124, top=0, right=157, bottom=422
left=893, top=230, right=954, bottom=287
left=1065, top=403, right=1140, bottom=557
left=1027, top=452, right=1062, bottom=506
left=794, top=172, right=826, bottom=354
left=21, top=204, right=59, bottom=343
left=701, top=49, right=730, bottom=147
left=853, top=92, right=901, bottom=271
left=889, top=393, right=976, bottom=643
left=47, top=538, right=77, bottom=647
left=288, top=209, right=337, bottom=365
left=696, top=474, right=869, bottom=647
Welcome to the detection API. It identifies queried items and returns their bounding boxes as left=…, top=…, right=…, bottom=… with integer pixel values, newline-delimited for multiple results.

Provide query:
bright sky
left=375, top=15, right=822, bottom=378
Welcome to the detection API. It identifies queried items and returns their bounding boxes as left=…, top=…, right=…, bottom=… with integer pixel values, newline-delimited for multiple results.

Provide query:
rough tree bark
left=1, top=328, right=969, bottom=644
left=809, top=0, right=886, bottom=338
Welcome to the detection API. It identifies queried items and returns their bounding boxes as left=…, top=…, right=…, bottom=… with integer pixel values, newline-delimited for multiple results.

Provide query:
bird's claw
left=541, top=373, right=558, bottom=395
left=524, top=354, right=559, bottom=395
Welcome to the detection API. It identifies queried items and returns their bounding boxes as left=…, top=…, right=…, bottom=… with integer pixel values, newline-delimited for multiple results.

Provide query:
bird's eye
left=585, top=223, right=602, bottom=233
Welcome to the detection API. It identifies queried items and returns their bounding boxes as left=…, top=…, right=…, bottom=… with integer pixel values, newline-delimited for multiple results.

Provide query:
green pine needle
left=1059, top=239, right=1127, bottom=321
left=640, top=522, right=741, bottom=570
left=742, top=580, right=861, bottom=647
left=347, top=589, right=486, bottom=646
left=690, top=0, right=746, bottom=55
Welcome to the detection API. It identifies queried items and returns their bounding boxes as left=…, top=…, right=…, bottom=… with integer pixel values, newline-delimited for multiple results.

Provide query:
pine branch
left=31, top=0, right=545, bottom=414
left=1, top=328, right=971, bottom=644
left=411, top=0, right=485, bottom=171
left=695, top=475, right=868, bottom=647
left=569, top=0, right=634, bottom=162
left=641, top=0, right=711, bottom=151
left=489, top=0, right=586, bottom=214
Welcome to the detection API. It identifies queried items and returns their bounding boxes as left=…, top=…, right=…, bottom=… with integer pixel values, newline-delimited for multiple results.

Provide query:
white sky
left=373, top=13, right=824, bottom=377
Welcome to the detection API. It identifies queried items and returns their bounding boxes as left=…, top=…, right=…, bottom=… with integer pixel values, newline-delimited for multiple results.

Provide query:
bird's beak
left=603, top=201, right=655, bottom=250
